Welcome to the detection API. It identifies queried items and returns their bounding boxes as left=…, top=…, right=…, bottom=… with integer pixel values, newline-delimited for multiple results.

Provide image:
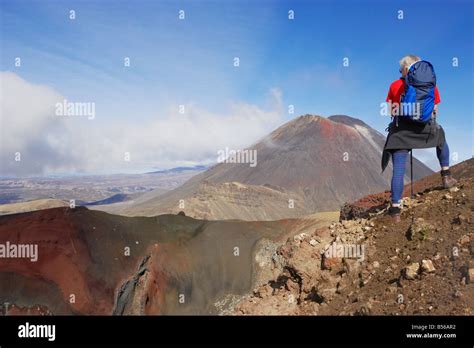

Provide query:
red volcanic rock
left=0, top=207, right=113, bottom=314
left=0, top=207, right=210, bottom=315
left=318, top=117, right=358, bottom=139
left=339, top=158, right=474, bottom=221
left=236, top=158, right=474, bottom=316
left=1, top=207, right=305, bottom=315
left=340, top=192, right=390, bottom=220
left=2, top=304, right=52, bottom=316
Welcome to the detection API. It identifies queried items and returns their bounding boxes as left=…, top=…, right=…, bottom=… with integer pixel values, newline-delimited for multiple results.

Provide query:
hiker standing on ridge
left=382, top=55, right=457, bottom=222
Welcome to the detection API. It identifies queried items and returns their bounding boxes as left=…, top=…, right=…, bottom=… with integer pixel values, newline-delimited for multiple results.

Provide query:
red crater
left=0, top=208, right=112, bottom=314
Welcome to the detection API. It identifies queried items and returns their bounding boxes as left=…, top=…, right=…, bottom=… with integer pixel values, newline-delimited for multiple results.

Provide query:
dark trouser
left=391, top=142, right=450, bottom=204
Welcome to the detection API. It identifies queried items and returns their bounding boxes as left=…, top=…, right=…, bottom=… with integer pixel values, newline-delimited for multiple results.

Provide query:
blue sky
left=1, top=0, right=473, bottom=175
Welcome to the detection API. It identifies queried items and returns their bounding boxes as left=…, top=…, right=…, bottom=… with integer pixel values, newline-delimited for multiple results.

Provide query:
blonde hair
left=399, top=55, right=421, bottom=69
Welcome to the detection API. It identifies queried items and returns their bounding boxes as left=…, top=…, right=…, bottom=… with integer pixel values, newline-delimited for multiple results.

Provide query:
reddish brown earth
left=2, top=159, right=470, bottom=316
left=234, top=158, right=474, bottom=315
left=0, top=208, right=208, bottom=315
left=1, top=304, right=51, bottom=315
left=0, top=206, right=336, bottom=315
left=340, top=157, right=474, bottom=220
left=0, top=208, right=106, bottom=314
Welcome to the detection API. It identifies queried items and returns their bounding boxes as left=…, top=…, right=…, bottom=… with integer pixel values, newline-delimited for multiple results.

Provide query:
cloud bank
left=0, top=72, right=285, bottom=176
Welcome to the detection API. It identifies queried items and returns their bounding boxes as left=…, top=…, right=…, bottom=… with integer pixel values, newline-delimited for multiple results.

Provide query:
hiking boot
left=441, top=169, right=458, bottom=189
left=388, top=206, right=401, bottom=223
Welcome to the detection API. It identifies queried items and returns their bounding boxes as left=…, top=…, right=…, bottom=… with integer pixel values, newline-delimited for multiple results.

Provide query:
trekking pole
left=410, top=150, right=414, bottom=199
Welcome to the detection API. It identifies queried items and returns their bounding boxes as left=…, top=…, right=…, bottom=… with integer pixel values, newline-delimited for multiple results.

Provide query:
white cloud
left=1, top=72, right=61, bottom=150
left=0, top=72, right=285, bottom=176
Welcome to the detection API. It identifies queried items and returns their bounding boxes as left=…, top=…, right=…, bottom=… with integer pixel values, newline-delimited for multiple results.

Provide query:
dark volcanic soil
left=235, top=159, right=474, bottom=315
left=320, top=178, right=473, bottom=315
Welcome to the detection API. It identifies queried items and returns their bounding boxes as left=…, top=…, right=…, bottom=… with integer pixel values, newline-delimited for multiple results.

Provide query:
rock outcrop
left=234, top=159, right=474, bottom=315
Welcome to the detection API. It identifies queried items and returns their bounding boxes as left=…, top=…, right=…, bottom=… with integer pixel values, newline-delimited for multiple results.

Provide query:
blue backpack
left=401, top=60, right=437, bottom=123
